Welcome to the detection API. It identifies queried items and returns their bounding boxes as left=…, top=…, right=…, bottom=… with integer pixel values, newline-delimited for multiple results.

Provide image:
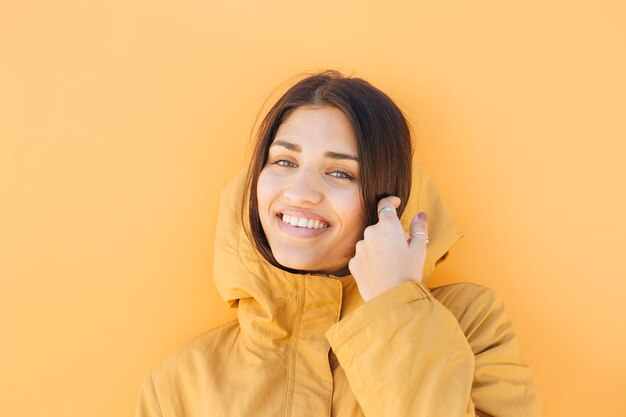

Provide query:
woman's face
left=257, top=105, right=365, bottom=276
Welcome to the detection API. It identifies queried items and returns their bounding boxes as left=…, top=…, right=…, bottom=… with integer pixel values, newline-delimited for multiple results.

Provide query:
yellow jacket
left=135, top=162, right=541, bottom=417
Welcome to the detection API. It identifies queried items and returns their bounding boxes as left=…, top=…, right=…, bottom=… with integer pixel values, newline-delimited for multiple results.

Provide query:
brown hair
left=243, top=70, right=413, bottom=270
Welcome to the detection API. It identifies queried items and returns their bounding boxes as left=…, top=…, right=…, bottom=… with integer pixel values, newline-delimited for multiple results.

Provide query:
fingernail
left=418, top=212, right=427, bottom=221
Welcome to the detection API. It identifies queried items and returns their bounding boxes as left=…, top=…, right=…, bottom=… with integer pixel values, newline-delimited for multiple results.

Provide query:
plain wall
left=1, top=1, right=625, bottom=416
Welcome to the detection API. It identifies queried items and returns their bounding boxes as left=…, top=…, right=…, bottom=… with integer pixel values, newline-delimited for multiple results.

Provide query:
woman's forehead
left=272, top=106, right=358, bottom=155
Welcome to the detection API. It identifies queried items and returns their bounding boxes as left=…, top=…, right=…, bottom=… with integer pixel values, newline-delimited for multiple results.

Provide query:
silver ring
left=410, top=231, right=429, bottom=244
left=378, top=206, right=395, bottom=215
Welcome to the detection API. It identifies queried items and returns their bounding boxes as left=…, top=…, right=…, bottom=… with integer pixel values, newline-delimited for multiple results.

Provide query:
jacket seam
left=325, top=279, right=343, bottom=417
left=282, top=276, right=304, bottom=417
left=148, top=369, right=164, bottom=417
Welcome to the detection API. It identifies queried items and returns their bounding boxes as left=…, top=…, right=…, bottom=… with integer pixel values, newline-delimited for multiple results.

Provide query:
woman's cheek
left=256, top=169, right=276, bottom=209
left=335, top=190, right=366, bottom=243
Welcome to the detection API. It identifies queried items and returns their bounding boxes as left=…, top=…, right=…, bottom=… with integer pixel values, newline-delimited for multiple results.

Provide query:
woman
left=135, top=71, right=541, bottom=416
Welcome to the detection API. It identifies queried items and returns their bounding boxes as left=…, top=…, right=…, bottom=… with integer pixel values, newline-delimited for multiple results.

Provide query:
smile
left=279, top=213, right=329, bottom=229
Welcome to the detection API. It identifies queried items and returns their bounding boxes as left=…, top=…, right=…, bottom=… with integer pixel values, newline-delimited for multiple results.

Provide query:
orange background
left=1, top=1, right=625, bottom=416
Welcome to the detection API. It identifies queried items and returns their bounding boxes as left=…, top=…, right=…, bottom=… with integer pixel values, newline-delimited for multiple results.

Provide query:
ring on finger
left=410, top=231, right=429, bottom=244
left=378, top=206, right=396, bottom=215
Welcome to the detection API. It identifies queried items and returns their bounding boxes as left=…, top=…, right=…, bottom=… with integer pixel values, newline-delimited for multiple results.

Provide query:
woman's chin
left=273, top=253, right=349, bottom=277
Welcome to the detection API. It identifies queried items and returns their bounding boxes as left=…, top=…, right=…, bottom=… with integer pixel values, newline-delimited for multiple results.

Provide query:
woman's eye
left=328, top=170, right=354, bottom=180
left=272, top=159, right=297, bottom=168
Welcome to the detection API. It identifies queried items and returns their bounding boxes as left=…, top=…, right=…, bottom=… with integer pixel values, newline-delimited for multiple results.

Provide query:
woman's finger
left=376, top=196, right=401, bottom=221
left=408, top=211, right=429, bottom=249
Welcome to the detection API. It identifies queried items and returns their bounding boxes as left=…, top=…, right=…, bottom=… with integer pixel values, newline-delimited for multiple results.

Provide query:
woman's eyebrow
left=271, top=140, right=300, bottom=152
left=325, top=151, right=359, bottom=162
left=271, top=140, right=359, bottom=162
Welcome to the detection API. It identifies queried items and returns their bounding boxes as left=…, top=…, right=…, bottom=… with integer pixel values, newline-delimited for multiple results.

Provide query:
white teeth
left=280, top=213, right=328, bottom=229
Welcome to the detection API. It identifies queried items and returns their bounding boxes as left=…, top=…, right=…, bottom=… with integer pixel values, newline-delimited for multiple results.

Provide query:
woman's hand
left=348, top=196, right=428, bottom=302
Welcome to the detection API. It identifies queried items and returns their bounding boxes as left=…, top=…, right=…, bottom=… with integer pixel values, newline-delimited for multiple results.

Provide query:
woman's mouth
left=278, top=213, right=330, bottom=229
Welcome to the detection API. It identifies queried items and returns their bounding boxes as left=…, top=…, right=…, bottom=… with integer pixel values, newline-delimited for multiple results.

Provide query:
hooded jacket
left=135, top=161, right=541, bottom=417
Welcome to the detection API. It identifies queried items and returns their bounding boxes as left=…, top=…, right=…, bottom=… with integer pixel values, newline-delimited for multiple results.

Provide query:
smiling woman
left=134, top=71, right=541, bottom=417
left=257, top=106, right=366, bottom=275
left=245, top=72, right=413, bottom=278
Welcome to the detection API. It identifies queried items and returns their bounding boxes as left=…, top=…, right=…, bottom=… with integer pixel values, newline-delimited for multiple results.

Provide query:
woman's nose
left=282, top=169, right=323, bottom=205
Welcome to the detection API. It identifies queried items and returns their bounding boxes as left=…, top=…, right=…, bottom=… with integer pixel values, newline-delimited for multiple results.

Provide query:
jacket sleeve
left=134, top=370, right=164, bottom=417
left=324, top=281, right=541, bottom=417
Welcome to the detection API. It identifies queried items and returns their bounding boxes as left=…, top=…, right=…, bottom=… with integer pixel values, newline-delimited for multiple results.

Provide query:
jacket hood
left=212, top=160, right=463, bottom=310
